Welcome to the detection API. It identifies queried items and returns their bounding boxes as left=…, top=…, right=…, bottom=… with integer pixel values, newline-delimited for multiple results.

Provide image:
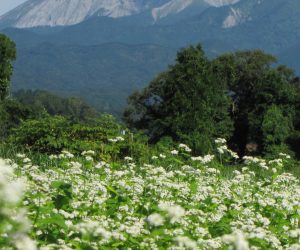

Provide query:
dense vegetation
left=125, top=45, right=300, bottom=158
left=2, top=140, right=300, bottom=249
left=1, top=34, right=300, bottom=249
left=0, top=89, right=99, bottom=140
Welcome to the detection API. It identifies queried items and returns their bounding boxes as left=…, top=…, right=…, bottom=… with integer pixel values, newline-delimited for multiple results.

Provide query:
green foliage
left=124, top=44, right=233, bottom=154
left=214, top=50, right=300, bottom=156
left=0, top=34, right=16, bottom=100
left=8, top=114, right=122, bottom=154
left=9, top=116, right=69, bottom=153
left=51, top=180, right=73, bottom=210
left=0, top=89, right=100, bottom=142
left=125, top=46, right=300, bottom=158
left=262, top=105, right=293, bottom=155
left=0, top=98, right=41, bottom=139
left=13, top=89, right=99, bottom=122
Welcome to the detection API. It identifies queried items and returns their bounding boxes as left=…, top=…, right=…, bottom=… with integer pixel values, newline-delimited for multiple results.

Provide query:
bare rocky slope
left=0, top=0, right=240, bottom=28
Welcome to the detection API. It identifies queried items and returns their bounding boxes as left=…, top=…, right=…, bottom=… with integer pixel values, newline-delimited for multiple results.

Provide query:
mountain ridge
left=1, top=0, right=300, bottom=116
left=0, top=0, right=241, bottom=28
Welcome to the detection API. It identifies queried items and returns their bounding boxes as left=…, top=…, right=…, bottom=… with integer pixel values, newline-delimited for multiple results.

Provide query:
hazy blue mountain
left=11, top=43, right=176, bottom=116
left=279, top=43, right=300, bottom=75
left=1, top=0, right=300, bottom=115
left=4, top=0, right=297, bottom=53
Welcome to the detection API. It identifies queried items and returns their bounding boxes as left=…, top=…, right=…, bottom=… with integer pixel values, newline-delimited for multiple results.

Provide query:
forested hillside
left=1, top=0, right=300, bottom=115
left=11, top=43, right=176, bottom=116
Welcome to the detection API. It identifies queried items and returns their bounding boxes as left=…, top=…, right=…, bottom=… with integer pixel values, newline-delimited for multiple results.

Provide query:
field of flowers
left=1, top=139, right=300, bottom=249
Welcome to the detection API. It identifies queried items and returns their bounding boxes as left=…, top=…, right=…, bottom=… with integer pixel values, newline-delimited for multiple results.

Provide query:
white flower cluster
left=3, top=147, right=299, bottom=249
left=179, top=143, right=192, bottom=152
left=0, top=159, right=36, bottom=250
left=191, top=154, right=215, bottom=164
left=222, top=230, right=249, bottom=250
left=171, top=150, right=179, bottom=155
left=279, top=153, right=291, bottom=159
left=147, top=213, right=164, bottom=226
left=81, top=150, right=95, bottom=156
left=124, top=156, right=133, bottom=161
left=108, top=136, right=125, bottom=143
left=215, top=138, right=239, bottom=159
left=159, top=203, right=186, bottom=223
left=49, top=150, right=75, bottom=159
left=243, top=156, right=270, bottom=170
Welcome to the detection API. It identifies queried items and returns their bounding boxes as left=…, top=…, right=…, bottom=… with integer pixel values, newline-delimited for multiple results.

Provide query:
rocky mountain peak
left=0, top=0, right=241, bottom=28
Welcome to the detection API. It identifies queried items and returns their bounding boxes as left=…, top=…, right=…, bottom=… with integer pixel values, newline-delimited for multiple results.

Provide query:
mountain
left=1, top=0, right=300, bottom=116
left=0, top=0, right=240, bottom=28
left=279, top=42, right=300, bottom=75
left=11, top=43, right=176, bottom=116
left=0, top=0, right=160, bottom=28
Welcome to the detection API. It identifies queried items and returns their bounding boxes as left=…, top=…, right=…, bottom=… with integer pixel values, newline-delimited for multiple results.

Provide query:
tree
left=0, top=99, right=35, bottom=139
left=124, top=44, right=233, bottom=154
left=0, top=34, right=16, bottom=100
left=262, top=105, right=293, bottom=155
left=214, top=50, right=300, bottom=155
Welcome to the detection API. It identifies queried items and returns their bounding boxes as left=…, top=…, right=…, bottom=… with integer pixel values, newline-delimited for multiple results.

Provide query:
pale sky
left=0, top=0, right=27, bottom=16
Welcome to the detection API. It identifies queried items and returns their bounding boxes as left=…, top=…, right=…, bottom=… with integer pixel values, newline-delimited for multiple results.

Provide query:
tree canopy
left=0, top=34, right=16, bottom=100
left=125, top=46, right=300, bottom=157
left=124, top=45, right=233, bottom=154
left=214, top=50, right=300, bottom=156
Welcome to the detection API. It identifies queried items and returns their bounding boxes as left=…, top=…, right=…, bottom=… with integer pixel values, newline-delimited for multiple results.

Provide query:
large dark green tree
left=124, top=45, right=233, bottom=154
left=0, top=34, right=16, bottom=100
left=214, top=50, right=300, bottom=156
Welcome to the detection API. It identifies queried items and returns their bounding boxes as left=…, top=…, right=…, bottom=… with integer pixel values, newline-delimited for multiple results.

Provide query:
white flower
left=95, top=161, right=106, bottom=169
left=289, top=229, right=300, bottom=238
left=179, top=144, right=192, bottom=152
left=108, top=136, right=125, bottom=143
left=3, top=178, right=26, bottom=204
left=279, top=153, right=291, bottom=159
left=228, top=150, right=239, bottom=159
left=175, top=236, right=197, bottom=249
left=36, top=230, right=43, bottom=236
left=269, top=159, right=283, bottom=167
left=124, top=156, right=133, bottom=161
left=82, top=150, right=95, bottom=156
left=0, top=160, right=25, bottom=205
left=85, top=156, right=93, bottom=161
left=23, top=158, right=31, bottom=163
left=16, top=153, right=26, bottom=159
left=147, top=213, right=164, bottom=226
left=159, top=204, right=185, bottom=223
left=171, top=150, right=178, bottom=155
left=159, top=154, right=166, bottom=159
left=191, top=154, right=214, bottom=164
left=217, top=145, right=227, bottom=154
left=14, top=236, right=37, bottom=250
left=116, top=136, right=125, bottom=141
left=49, top=155, right=58, bottom=159
left=215, top=138, right=227, bottom=144
left=222, top=231, right=249, bottom=250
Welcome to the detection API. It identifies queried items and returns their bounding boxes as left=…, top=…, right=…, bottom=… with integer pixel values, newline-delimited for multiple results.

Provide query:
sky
left=0, top=0, right=27, bottom=16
